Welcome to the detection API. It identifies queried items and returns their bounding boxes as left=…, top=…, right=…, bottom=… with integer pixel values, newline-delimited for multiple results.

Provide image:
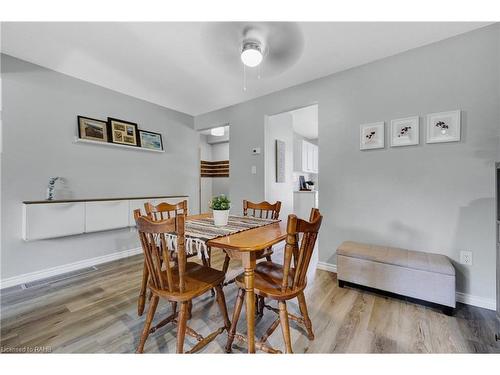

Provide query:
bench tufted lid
left=337, top=241, right=455, bottom=276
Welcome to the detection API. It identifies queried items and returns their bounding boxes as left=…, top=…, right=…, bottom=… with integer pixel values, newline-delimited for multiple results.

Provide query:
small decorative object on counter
left=47, top=177, right=62, bottom=200
left=299, top=175, right=307, bottom=190
left=210, top=194, right=231, bottom=226
left=306, top=181, right=315, bottom=191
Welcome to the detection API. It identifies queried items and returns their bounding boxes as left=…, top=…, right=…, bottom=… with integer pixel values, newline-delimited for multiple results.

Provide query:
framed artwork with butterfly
left=390, top=116, right=419, bottom=147
left=426, top=110, right=461, bottom=144
left=360, top=122, right=384, bottom=150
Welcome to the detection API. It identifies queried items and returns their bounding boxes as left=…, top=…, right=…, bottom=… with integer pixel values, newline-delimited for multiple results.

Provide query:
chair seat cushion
left=235, top=261, right=301, bottom=299
left=153, top=262, right=225, bottom=301
left=337, top=241, right=455, bottom=276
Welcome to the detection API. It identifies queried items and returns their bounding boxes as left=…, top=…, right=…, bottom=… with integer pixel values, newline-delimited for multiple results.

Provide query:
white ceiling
left=1, top=22, right=491, bottom=115
left=291, top=105, right=318, bottom=140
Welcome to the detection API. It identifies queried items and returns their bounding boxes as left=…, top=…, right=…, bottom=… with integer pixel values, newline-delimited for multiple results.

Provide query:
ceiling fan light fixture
left=210, top=127, right=225, bottom=136
left=241, top=41, right=263, bottom=67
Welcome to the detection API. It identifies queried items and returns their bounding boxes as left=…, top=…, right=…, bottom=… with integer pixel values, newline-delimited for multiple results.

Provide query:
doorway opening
left=264, top=104, right=318, bottom=272
left=198, top=125, right=230, bottom=214
left=264, top=104, right=318, bottom=219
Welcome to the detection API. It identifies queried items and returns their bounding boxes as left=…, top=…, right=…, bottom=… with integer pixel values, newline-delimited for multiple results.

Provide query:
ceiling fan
left=202, top=22, right=304, bottom=90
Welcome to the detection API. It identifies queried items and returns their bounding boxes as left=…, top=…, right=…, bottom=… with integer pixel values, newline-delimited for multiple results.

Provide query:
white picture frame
left=360, top=122, right=384, bottom=150
left=275, top=139, right=286, bottom=183
left=390, top=116, right=419, bottom=147
left=426, top=110, right=461, bottom=144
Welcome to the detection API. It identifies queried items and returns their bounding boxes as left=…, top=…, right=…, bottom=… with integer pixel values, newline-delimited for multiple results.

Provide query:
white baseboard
left=316, top=261, right=497, bottom=311
left=317, top=261, right=337, bottom=273
left=456, top=292, right=497, bottom=311
left=0, top=247, right=142, bottom=289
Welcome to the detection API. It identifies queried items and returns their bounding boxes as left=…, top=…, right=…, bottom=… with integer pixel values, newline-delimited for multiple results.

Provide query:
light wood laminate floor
left=1, top=251, right=499, bottom=353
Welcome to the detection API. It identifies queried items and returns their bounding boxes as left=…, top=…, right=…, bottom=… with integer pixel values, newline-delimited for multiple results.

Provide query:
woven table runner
left=165, top=215, right=279, bottom=258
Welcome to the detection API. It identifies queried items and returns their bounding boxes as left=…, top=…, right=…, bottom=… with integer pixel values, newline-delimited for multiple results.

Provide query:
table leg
left=242, top=252, right=256, bottom=353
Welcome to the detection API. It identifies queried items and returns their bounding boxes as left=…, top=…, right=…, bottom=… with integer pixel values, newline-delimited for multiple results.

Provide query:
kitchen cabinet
left=295, top=139, right=318, bottom=173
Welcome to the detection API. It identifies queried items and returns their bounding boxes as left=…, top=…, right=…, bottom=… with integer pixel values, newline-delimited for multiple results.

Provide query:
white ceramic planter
left=213, top=209, right=229, bottom=226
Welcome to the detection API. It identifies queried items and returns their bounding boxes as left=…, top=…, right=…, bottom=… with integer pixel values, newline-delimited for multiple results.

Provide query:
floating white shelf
left=74, top=137, right=165, bottom=153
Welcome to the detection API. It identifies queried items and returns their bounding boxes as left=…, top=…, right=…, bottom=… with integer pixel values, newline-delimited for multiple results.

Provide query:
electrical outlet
left=460, top=250, right=473, bottom=266
left=251, top=166, right=257, bottom=174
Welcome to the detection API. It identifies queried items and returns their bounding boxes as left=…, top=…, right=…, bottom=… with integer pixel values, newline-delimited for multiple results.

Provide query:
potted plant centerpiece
left=210, top=194, right=231, bottom=226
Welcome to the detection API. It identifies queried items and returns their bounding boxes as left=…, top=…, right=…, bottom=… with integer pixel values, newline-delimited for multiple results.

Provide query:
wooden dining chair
left=138, top=200, right=200, bottom=316
left=221, top=200, right=281, bottom=315
left=225, top=208, right=322, bottom=354
left=221, top=200, right=281, bottom=278
left=145, top=200, right=188, bottom=220
left=135, top=212, right=231, bottom=353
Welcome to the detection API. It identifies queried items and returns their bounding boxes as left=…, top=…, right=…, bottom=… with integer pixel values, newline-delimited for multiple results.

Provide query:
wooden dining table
left=191, top=213, right=288, bottom=353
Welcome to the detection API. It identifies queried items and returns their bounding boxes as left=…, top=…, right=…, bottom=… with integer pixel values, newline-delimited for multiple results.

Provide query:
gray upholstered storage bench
left=337, top=241, right=456, bottom=315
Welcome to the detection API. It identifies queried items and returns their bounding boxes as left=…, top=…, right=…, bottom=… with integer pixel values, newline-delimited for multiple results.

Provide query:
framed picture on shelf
left=390, top=116, right=419, bottom=147
left=426, top=110, right=461, bottom=144
left=360, top=122, right=384, bottom=150
left=139, top=130, right=164, bottom=151
left=77, top=116, right=108, bottom=143
left=108, top=118, right=139, bottom=146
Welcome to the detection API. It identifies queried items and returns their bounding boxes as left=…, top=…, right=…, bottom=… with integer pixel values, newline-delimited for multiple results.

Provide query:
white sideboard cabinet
left=22, top=195, right=189, bottom=241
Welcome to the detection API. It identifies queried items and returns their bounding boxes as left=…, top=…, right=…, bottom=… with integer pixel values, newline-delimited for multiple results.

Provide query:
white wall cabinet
left=22, top=202, right=85, bottom=241
left=295, top=139, right=318, bottom=173
left=85, top=200, right=130, bottom=233
left=22, top=196, right=188, bottom=241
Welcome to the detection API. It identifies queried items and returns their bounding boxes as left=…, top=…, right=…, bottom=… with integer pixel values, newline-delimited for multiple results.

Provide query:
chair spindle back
left=281, top=208, right=322, bottom=292
left=145, top=200, right=188, bottom=221
left=135, top=210, right=187, bottom=293
left=243, top=200, right=281, bottom=220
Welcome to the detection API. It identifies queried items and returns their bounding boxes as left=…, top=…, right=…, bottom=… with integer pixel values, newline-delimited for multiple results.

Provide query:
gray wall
left=195, top=25, right=500, bottom=301
left=1, top=54, right=198, bottom=280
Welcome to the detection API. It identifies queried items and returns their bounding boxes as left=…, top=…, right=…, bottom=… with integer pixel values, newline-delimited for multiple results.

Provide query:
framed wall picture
left=108, top=118, right=139, bottom=146
left=139, top=130, right=163, bottom=151
left=275, top=139, right=286, bottom=183
left=360, top=122, right=384, bottom=150
left=390, top=116, right=419, bottom=147
left=426, top=110, right=461, bottom=144
left=77, top=116, right=108, bottom=143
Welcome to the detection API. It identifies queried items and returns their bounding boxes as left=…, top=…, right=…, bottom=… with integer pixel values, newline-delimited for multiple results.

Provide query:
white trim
left=317, top=261, right=337, bottom=273
left=315, top=261, right=497, bottom=311
left=456, top=292, right=497, bottom=311
left=0, top=247, right=142, bottom=289
left=74, top=137, right=164, bottom=153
